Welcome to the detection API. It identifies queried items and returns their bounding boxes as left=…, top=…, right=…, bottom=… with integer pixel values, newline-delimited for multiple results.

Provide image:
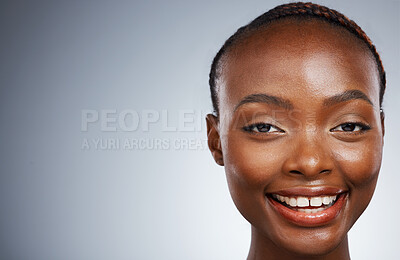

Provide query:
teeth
left=298, top=207, right=325, bottom=213
left=322, top=196, right=336, bottom=205
left=272, top=194, right=338, bottom=209
left=284, top=196, right=290, bottom=205
left=296, top=197, right=309, bottom=207
left=310, top=197, right=322, bottom=207
left=289, top=198, right=297, bottom=207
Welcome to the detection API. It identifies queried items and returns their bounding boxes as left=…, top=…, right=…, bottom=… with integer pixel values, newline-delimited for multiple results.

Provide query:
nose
left=282, top=135, right=334, bottom=179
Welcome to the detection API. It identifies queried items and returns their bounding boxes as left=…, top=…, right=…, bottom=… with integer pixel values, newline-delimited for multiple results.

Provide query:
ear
left=380, top=109, right=385, bottom=138
left=206, top=114, right=224, bottom=166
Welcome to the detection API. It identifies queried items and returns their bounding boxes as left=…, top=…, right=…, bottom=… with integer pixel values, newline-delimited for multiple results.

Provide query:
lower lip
left=267, top=193, right=347, bottom=227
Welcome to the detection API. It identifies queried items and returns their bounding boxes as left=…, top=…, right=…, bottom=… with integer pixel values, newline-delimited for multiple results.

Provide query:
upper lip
left=267, top=186, right=347, bottom=197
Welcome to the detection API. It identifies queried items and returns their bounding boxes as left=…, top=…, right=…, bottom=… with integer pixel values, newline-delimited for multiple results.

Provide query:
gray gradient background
left=0, top=0, right=399, bottom=259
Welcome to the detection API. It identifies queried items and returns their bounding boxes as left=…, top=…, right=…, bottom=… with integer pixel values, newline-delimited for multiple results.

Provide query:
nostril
left=289, top=170, right=303, bottom=175
left=320, top=169, right=331, bottom=174
left=289, top=169, right=331, bottom=175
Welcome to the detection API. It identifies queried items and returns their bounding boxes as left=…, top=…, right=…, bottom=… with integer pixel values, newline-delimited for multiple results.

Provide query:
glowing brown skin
left=206, top=19, right=384, bottom=260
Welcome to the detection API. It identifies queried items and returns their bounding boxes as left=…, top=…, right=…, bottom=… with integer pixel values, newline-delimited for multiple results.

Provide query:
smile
left=271, top=194, right=337, bottom=213
left=266, top=187, right=348, bottom=227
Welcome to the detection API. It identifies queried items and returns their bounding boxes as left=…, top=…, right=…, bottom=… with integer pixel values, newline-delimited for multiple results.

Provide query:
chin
left=272, top=226, right=348, bottom=257
left=238, top=190, right=355, bottom=258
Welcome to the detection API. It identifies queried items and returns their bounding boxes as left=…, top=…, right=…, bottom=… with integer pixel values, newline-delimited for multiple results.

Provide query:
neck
left=247, top=226, right=351, bottom=260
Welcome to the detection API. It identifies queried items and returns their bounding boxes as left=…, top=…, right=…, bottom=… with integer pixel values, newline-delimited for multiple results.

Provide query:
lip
left=266, top=187, right=348, bottom=227
left=270, top=186, right=346, bottom=197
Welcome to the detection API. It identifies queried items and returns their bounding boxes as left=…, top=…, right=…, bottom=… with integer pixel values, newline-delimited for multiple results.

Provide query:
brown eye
left=243, top=123, right=282, bottom=133
left=331, top=122, right=371, bottom=133
left=341, top=123, right=357, bottom=131
left=256, top=124, right=271, bottom=132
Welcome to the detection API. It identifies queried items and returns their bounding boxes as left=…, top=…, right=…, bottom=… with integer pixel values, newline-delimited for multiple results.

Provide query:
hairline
left=213, top=16, right=380, bottom=115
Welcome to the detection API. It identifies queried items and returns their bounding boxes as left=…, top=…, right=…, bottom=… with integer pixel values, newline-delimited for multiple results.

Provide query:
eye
left=330, top=122, right=371, bottom=133
left=243, top=122, right=283, bottom=134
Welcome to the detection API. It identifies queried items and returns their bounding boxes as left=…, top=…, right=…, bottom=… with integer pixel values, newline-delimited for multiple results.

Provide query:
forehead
left=217, top=18, right=379, bottom=116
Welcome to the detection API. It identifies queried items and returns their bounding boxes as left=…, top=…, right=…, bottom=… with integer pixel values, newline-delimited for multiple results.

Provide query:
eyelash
left=242, top=121, right=371, bottom=135
left=242, top=122, right=283, bottom=134
left=329, top=121, right=371, bottom=135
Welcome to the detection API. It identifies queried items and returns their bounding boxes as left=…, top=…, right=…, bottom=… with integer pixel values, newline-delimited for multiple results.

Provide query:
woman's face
left=207, top=20, right=384, bottom=256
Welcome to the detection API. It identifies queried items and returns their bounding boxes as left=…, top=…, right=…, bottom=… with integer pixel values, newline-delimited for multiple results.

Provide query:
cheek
left=332, top=136, right=383, bottom=186
left=221, top=134, right=285, bottom=222
left=331, top=135, right=383, bottom=225
left=222, top=134, right=284, bottom=190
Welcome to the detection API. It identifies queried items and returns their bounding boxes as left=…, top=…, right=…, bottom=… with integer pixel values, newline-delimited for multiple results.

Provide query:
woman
left=206, top=2, right=385, bottom=259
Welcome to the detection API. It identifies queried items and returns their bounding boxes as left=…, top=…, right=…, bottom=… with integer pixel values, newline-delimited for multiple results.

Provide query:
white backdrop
left=0, top=0, right=399, bottom=259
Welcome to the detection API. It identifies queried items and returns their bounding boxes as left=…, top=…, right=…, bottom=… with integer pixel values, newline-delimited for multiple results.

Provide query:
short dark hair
left=209, top=2, right=386, bottom=116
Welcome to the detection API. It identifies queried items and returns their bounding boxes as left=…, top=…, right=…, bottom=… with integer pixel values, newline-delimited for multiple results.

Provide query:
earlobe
left=206, top=114, right=224, bottom=166
left=380, top=109, right=385, bottom=138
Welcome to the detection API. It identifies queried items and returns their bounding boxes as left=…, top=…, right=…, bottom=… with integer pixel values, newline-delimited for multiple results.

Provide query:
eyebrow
left=234, top=93, right=294, bottom=111
left=323, top=89, right=373, bottom=107
left=234, top=89, right=373, bottom=112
